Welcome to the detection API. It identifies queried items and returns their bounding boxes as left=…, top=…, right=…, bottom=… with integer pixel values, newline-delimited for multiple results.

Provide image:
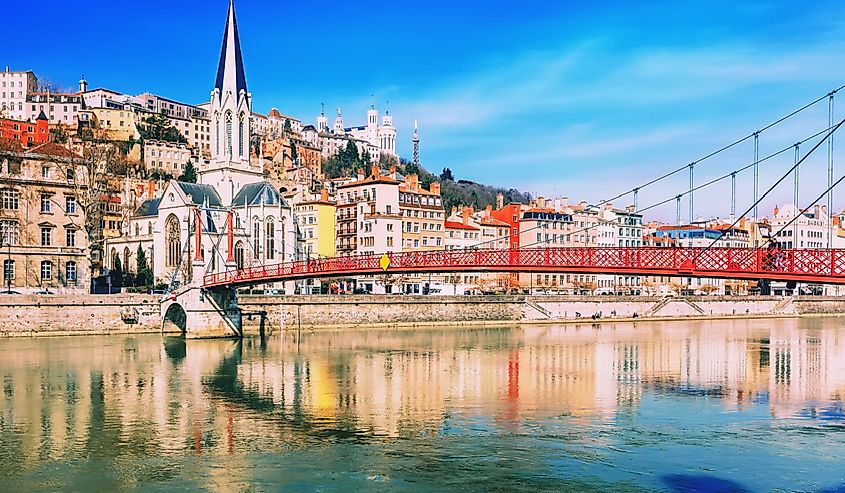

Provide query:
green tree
left=135, top=245, right=153, bottom=287
left=284, top=118, right=292, bottom=134
left=139, top=111, right=187, bottom=143
left=290, top=141, right=298, bottom=166
left=110, top=256, right=123, bottom=288
left=178, top=161, right=197, bottom=183
left=440, top=167, right=454, bottom=181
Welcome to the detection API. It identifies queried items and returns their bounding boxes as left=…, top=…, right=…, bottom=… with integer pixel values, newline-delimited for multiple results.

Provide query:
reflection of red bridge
left=202, top=247, right=845, bottom=288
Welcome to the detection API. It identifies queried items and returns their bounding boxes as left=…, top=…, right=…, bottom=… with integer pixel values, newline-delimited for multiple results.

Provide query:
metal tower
left=412, top=119, right=420, bottom=167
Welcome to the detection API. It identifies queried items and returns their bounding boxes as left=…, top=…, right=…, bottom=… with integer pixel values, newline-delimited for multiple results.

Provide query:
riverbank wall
left=2, top=294, right=845, bottom=337
left=238, top=295, right=845, bottom=335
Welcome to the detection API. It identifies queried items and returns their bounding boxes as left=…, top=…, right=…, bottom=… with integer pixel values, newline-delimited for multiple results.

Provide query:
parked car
left=0, top=290, right=21, bottom=295
left=34, top=289, right=54, bottom=295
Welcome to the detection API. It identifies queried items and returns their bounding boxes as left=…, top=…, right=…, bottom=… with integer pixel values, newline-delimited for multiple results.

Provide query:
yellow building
left=295, top=188, right=336, bottom=258
left=78, top=107, right=140, bottom=140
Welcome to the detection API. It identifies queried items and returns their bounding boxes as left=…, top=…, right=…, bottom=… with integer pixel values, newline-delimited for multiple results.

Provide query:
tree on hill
left=178, top=161, right=197, bottom=183
left=324, top=140, right=366, bottom=178
left=440, top=167, right=454, bottom=181
left=138, top=111, right=187, bottom=144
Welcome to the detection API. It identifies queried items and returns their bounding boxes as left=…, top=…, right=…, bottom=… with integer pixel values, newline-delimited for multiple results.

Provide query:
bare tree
left=55, top=130, right=131, bottom=268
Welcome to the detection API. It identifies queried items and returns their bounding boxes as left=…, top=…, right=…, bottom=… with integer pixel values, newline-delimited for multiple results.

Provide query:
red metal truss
left=202, top=247, right=845, bottom=288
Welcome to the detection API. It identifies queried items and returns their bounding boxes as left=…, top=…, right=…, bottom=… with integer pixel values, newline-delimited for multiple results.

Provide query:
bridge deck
left=202, top=247, right=845, bottom=288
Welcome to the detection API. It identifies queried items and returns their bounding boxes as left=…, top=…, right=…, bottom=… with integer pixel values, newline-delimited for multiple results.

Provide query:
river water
left=1, top=318, right=845, bottom=492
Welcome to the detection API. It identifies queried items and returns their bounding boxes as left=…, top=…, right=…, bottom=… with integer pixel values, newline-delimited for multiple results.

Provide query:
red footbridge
left=203, top=247, right=845, bottom=288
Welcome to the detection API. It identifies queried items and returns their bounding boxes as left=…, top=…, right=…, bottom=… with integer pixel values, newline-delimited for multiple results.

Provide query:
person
left=765, top=241, right=778, bottom=271
left=771, top=241, right=785, bottom=271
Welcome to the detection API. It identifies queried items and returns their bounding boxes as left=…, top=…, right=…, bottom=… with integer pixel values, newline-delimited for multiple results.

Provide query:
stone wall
left=1, top=293, right=843, bottom=337
left=238, top=294, right=845, bottom=335
left=0, top=294, right=161, bottom=336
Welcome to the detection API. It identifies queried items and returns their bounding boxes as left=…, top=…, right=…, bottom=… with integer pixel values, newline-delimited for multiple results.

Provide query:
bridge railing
left=202, top=247, right=845, bottom=287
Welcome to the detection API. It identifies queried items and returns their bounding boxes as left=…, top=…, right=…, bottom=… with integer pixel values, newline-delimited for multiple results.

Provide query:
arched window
left=235, top=241, right=244, bottom=270
left=148, top=222, right=153, bottom=235
left=123, top=247, right=131, bottom=273
left=252, top=217, right=261, bottom=261
left=210, top=246, right=217, bottom=272
left=66, top=261, right=77, bottom=284
left=238, top=114, right=244, bottom=157
left=215, top=113, right=220, bottom=155
left=165, top=215, right=181, bottom=268
left=110, top=247, right=117, bottom=269
left=225, top=111, right=233, bottom=157
left=134, top=223, right=139, bottom=236
left=265, top=218, right=275, bottom=260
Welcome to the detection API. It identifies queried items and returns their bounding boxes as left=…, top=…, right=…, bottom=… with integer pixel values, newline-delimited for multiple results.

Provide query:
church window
left=225, top=111, right=233, bottom=157
left=253, top=217, right=261, bottom=260
left=234, top=241, right=244, bottom=270
left=238, top=114, right=244, bottom=157
left=215, top=114, right=220, bottom=155
left=165, top=215, right=181, bottom=268
left=265, top=218, right=275, bottom=260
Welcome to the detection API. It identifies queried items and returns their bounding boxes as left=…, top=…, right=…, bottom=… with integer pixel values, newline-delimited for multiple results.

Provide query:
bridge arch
left=162, top=302, right=187, bottom=333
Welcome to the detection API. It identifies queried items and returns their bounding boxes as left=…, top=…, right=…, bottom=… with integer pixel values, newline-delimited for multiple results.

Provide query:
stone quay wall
left=0, top=294, right=161, bottom=336
left=238, top=295, right=845, bottom=335
left=1, top=294, right=844, bottom=337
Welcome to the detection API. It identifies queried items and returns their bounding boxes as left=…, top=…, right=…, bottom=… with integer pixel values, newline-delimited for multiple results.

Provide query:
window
left=225, top=111, right=233, bottom=156
left=238, top=115, right=244, bottom=157
left=265, top=219, right=275, bottom=260
left=66, top=196, right=76, bottom=214
left=41, top=227, right=52, bottom=246
left=165, top=215, right=181, bottom=268
left=65, top=261, right=77, bottom=283
left=66, top=229, right=75, bottom=247
left=1, top=190, right=19, bottom=210
left=0, top=220, right=18, bottom=245
left=41, top=166, right=50, bottom=178
left=40, top=261, right=52, bottom=281
left=2, top=259, right=13, bottom=283
left=253, top=220, right=261, bottom=259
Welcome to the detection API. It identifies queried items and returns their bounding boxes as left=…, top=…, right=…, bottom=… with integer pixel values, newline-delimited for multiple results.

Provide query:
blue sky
left=5, top=0, right=845, bottom=218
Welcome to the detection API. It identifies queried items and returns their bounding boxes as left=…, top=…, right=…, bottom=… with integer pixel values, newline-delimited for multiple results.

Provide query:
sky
left=5, top=0, right=845, bottom=220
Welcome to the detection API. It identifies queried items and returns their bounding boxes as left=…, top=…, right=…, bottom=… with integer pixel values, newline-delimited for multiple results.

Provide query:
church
left=105, top=0, right=300, bottom=288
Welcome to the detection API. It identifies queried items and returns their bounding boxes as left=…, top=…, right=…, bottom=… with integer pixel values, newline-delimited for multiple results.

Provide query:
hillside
left=322, top=144, right=531, bottom=211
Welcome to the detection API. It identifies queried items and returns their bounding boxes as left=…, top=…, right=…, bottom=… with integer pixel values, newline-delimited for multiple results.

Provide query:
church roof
left=232, top=181, right=287, bottom=207
left=214, top=0, right=248, bottom=98
left=175, top=182, right=223, bottom=207
left=135, top=198, right=161, bottom=217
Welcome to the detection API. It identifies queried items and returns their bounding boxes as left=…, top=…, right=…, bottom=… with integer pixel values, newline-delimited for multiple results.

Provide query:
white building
left=0, top=67, right=37, bottom=120
left=315, top=105, right=396, bottom=162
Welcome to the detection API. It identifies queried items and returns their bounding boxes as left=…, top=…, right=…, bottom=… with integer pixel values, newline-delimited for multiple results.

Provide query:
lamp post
left=0, top=236, right=11, bottom=293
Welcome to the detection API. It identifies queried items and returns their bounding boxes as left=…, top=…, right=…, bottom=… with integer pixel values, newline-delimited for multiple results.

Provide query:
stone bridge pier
left=161, top=284, right=242, bottom=338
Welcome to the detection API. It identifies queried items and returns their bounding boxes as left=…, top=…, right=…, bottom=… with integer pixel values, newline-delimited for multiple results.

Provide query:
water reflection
left=1, top=318, right=845, bottom=492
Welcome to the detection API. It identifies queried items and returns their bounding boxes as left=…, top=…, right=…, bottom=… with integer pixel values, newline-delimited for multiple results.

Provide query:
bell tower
left=200, top=0, right=263, bottom=205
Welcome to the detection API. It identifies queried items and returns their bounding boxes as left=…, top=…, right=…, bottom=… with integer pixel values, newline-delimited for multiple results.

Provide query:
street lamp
left=0, top=236, right=11, bottom=293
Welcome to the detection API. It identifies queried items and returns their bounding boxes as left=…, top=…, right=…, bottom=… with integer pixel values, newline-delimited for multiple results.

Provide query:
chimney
left=538, top=195, right=545, bottom=209
left=451, top=206, right=457, bottom=217
left=496, top=193, right=504, bottom=210
left=389, top=165, right=397, bottom=179
left=814, top=204, right=821, bottom=219
left=320, top=188, right=328, bottom=202
left=147, top=180, right=155, bottom=198
left=430, top=182, right=441, bottom=195
left=485, top=204, right=492, bottom=216
left=407, top=174, right=418, bottom=190
left=356, top=168, right=364, bottom=181
left=371, top=165, right=380, bottom=177
left=773, top=205, right=779, bottom=216
left=462, top=206, right=472, bottom=225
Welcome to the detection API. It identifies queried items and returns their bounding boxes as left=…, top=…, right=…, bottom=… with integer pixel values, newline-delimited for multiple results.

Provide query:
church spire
left=214, top=0, right=248, bottom=99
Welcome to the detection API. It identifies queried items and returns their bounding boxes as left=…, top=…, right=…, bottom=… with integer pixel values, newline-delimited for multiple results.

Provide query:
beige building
left=0, top=140, right=90, bottom=293
left=399, top=174, right=444, bottom=250
left=78, top=106, right=140, bottom=140
left=144, top=140, right=192, bottom=176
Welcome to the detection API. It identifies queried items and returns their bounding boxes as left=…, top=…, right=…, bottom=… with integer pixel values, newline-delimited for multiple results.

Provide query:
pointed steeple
left=214, top=0, right=248, bottom=99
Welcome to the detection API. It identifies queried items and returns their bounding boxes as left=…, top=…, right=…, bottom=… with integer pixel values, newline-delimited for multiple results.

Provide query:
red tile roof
left=445, top=220, right=479, bottom=230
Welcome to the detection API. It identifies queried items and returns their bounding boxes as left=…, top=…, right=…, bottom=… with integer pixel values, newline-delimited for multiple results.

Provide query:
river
left=1, top=318, right=844, bottom=492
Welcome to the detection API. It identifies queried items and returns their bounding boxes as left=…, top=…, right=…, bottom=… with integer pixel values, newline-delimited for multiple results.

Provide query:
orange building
left=0, top=111, right=48, bottom=147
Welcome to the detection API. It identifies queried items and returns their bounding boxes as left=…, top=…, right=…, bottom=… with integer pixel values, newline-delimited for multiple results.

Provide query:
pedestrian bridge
left=203, top=247, right=845, bottom=288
